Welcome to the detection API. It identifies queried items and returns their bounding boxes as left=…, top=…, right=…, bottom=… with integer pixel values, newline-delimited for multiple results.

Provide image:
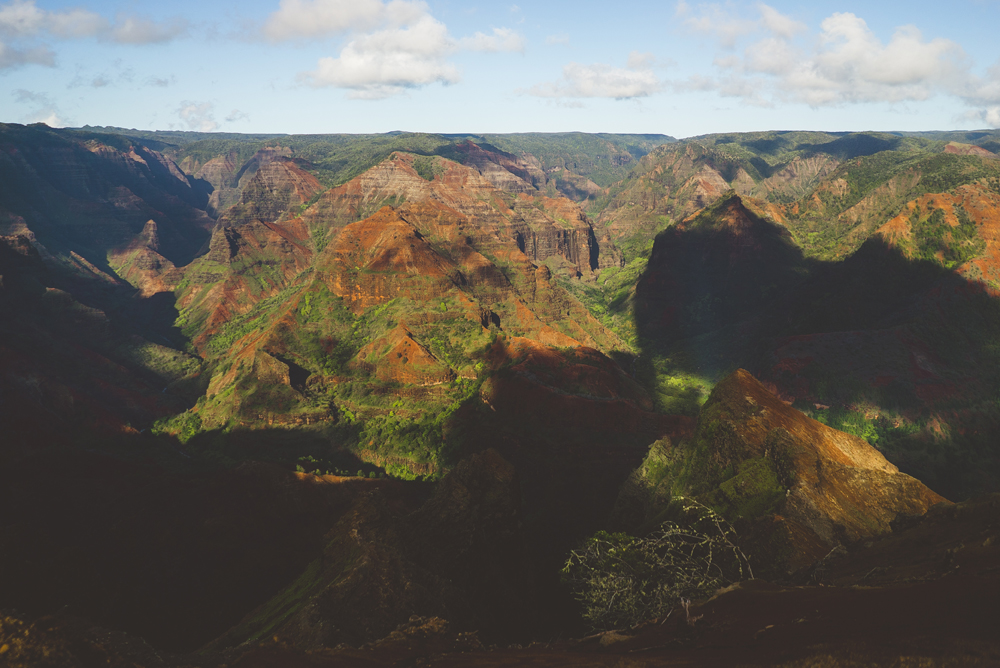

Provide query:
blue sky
left=1, top=0, right=998, bottom=137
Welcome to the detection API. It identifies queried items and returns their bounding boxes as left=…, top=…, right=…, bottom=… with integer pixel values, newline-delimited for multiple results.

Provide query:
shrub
left=561, top=498, right=751, bottom=631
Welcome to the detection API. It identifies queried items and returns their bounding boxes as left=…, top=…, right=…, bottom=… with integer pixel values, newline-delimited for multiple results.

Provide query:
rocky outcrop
left=625, top=369, right=947, bottom=577
left=252, top=350, right=291, bottom=385
left=316, top=206, right=457, bottom=314
left=876, top=183, right=1000, bottom=285
left=307, top=201, right=619, bottom=350
left=194, top=150, right=241, bottom=216
left=176, top=215, right=314, bottom=351
left=752, top=154, right=840, bottom=201
left=510, top=195, right=599, bottom=273
left=466, top=336, right=694, bottom=565
left=596, top=143, right=843, bottom=257
left=597, top=144, right=741, bottom=246
left=107, top=220, right=183, bottom=297
left=356, top=324, right=456, bottom=385
left=944, top=141, right=997, bottom=158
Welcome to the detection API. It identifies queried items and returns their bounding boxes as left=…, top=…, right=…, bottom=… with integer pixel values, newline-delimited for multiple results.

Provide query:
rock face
left=107, top=220, right=183, bottom=297
left=310, top=200, right=618, bottom=347
left=0, top=124, right=213, bottom=267
left=467, top=337, right=695, bottom=567
left=219, top=158, right=323, bottom=228
left=192, top=146, right=296, bottom=217
left=453, top=140, right=545, bottom=193
left=193, top=150, right=241, bottom=216
left=171, top=150, right=630, bottom=455
left=177, top=214, right=314, bottom=352
left=357, top=324, right=456, bottom=385
left=317, top=205, right=456, bottom=313
left=627, top=369, right=947, bottom=576
left=944, top=141, right=997, bottom=158
left=304, top=152, right=604, bottom=276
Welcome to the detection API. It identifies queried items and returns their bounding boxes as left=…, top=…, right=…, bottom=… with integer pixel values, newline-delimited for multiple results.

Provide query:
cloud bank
left=673, top=2, right=1000, bottom=125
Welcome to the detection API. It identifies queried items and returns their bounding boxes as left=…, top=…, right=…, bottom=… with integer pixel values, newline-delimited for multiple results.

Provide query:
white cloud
left=302, top=15, right=458, bottom=98
left=526, top=51, right=661, bottom=99
left=177, top=101, right=218, bottom=132
left=110, top=15, right=188, bottom=45
left=757, top=3, right=805, bottom=39
left=0, top=0, right=43, bottom=37
left=959, top=64, right=1000, bottom=127
left=0, top=39, right=52, bottom=69
left=675, top=73, right=772, bottom=107
left=725, top=12, right=965, bottom=106
left=676, top=0, right=758, bottom=48
left=46, top=8, right=107, bottom=38
left=263, top=0, right=427, bottom=41
left=545, top=33, right=569, bottom=46
left=288, top=1, right=524, bottom=98
left=145, top=75, right=175, bottom=87
left=627, top=51, right=655, bottom=70
left=677, top=2, right=1000, bottom=119
left=458, top=27, right=524, bottom=53
left=225, top=109, right=250, bottom=123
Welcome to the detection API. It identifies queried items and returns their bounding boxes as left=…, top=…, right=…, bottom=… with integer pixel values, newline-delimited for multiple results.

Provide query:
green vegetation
left=153, top=411, right=203, bottom=444
left=78, top=127, right=674, bottom=195
left=412, top=155, right=443, bottom=181
left=476, top=132, right=675, bottom=187
left=558, top=256, right=648, bottom=348
left=113, top=339, right=201, bottom=385
left=784, top=152, right=1000, bottom=261
left=705, top=457, right=785, bottom=520
left=166, top=281, right=496, bottom=478
left=906, top=207, right=986, bottom=269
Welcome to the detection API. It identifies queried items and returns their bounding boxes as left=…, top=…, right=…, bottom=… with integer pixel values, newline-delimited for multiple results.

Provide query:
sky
left=1, top=0, right=999, bottom=137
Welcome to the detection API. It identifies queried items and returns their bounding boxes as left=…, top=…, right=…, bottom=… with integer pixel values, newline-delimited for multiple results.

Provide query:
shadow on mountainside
left=0, top=236, right=203, bottom=443
left=1, top=429, right=562, bottom=655
left=632, top=196, right=1000, bottom=500
left=0, top=424, right=441, bottom=654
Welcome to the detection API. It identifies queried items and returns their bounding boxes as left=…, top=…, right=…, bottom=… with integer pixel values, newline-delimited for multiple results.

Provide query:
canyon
left=1, top=124, right=999, bottom=667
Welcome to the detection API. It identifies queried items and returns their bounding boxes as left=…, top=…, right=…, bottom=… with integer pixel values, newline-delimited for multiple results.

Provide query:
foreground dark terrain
left=1, top=123, right=999, bottom=666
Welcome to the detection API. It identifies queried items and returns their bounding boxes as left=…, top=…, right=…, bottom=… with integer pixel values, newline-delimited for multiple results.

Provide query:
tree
left=561, top=498, right=751, bottom=631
